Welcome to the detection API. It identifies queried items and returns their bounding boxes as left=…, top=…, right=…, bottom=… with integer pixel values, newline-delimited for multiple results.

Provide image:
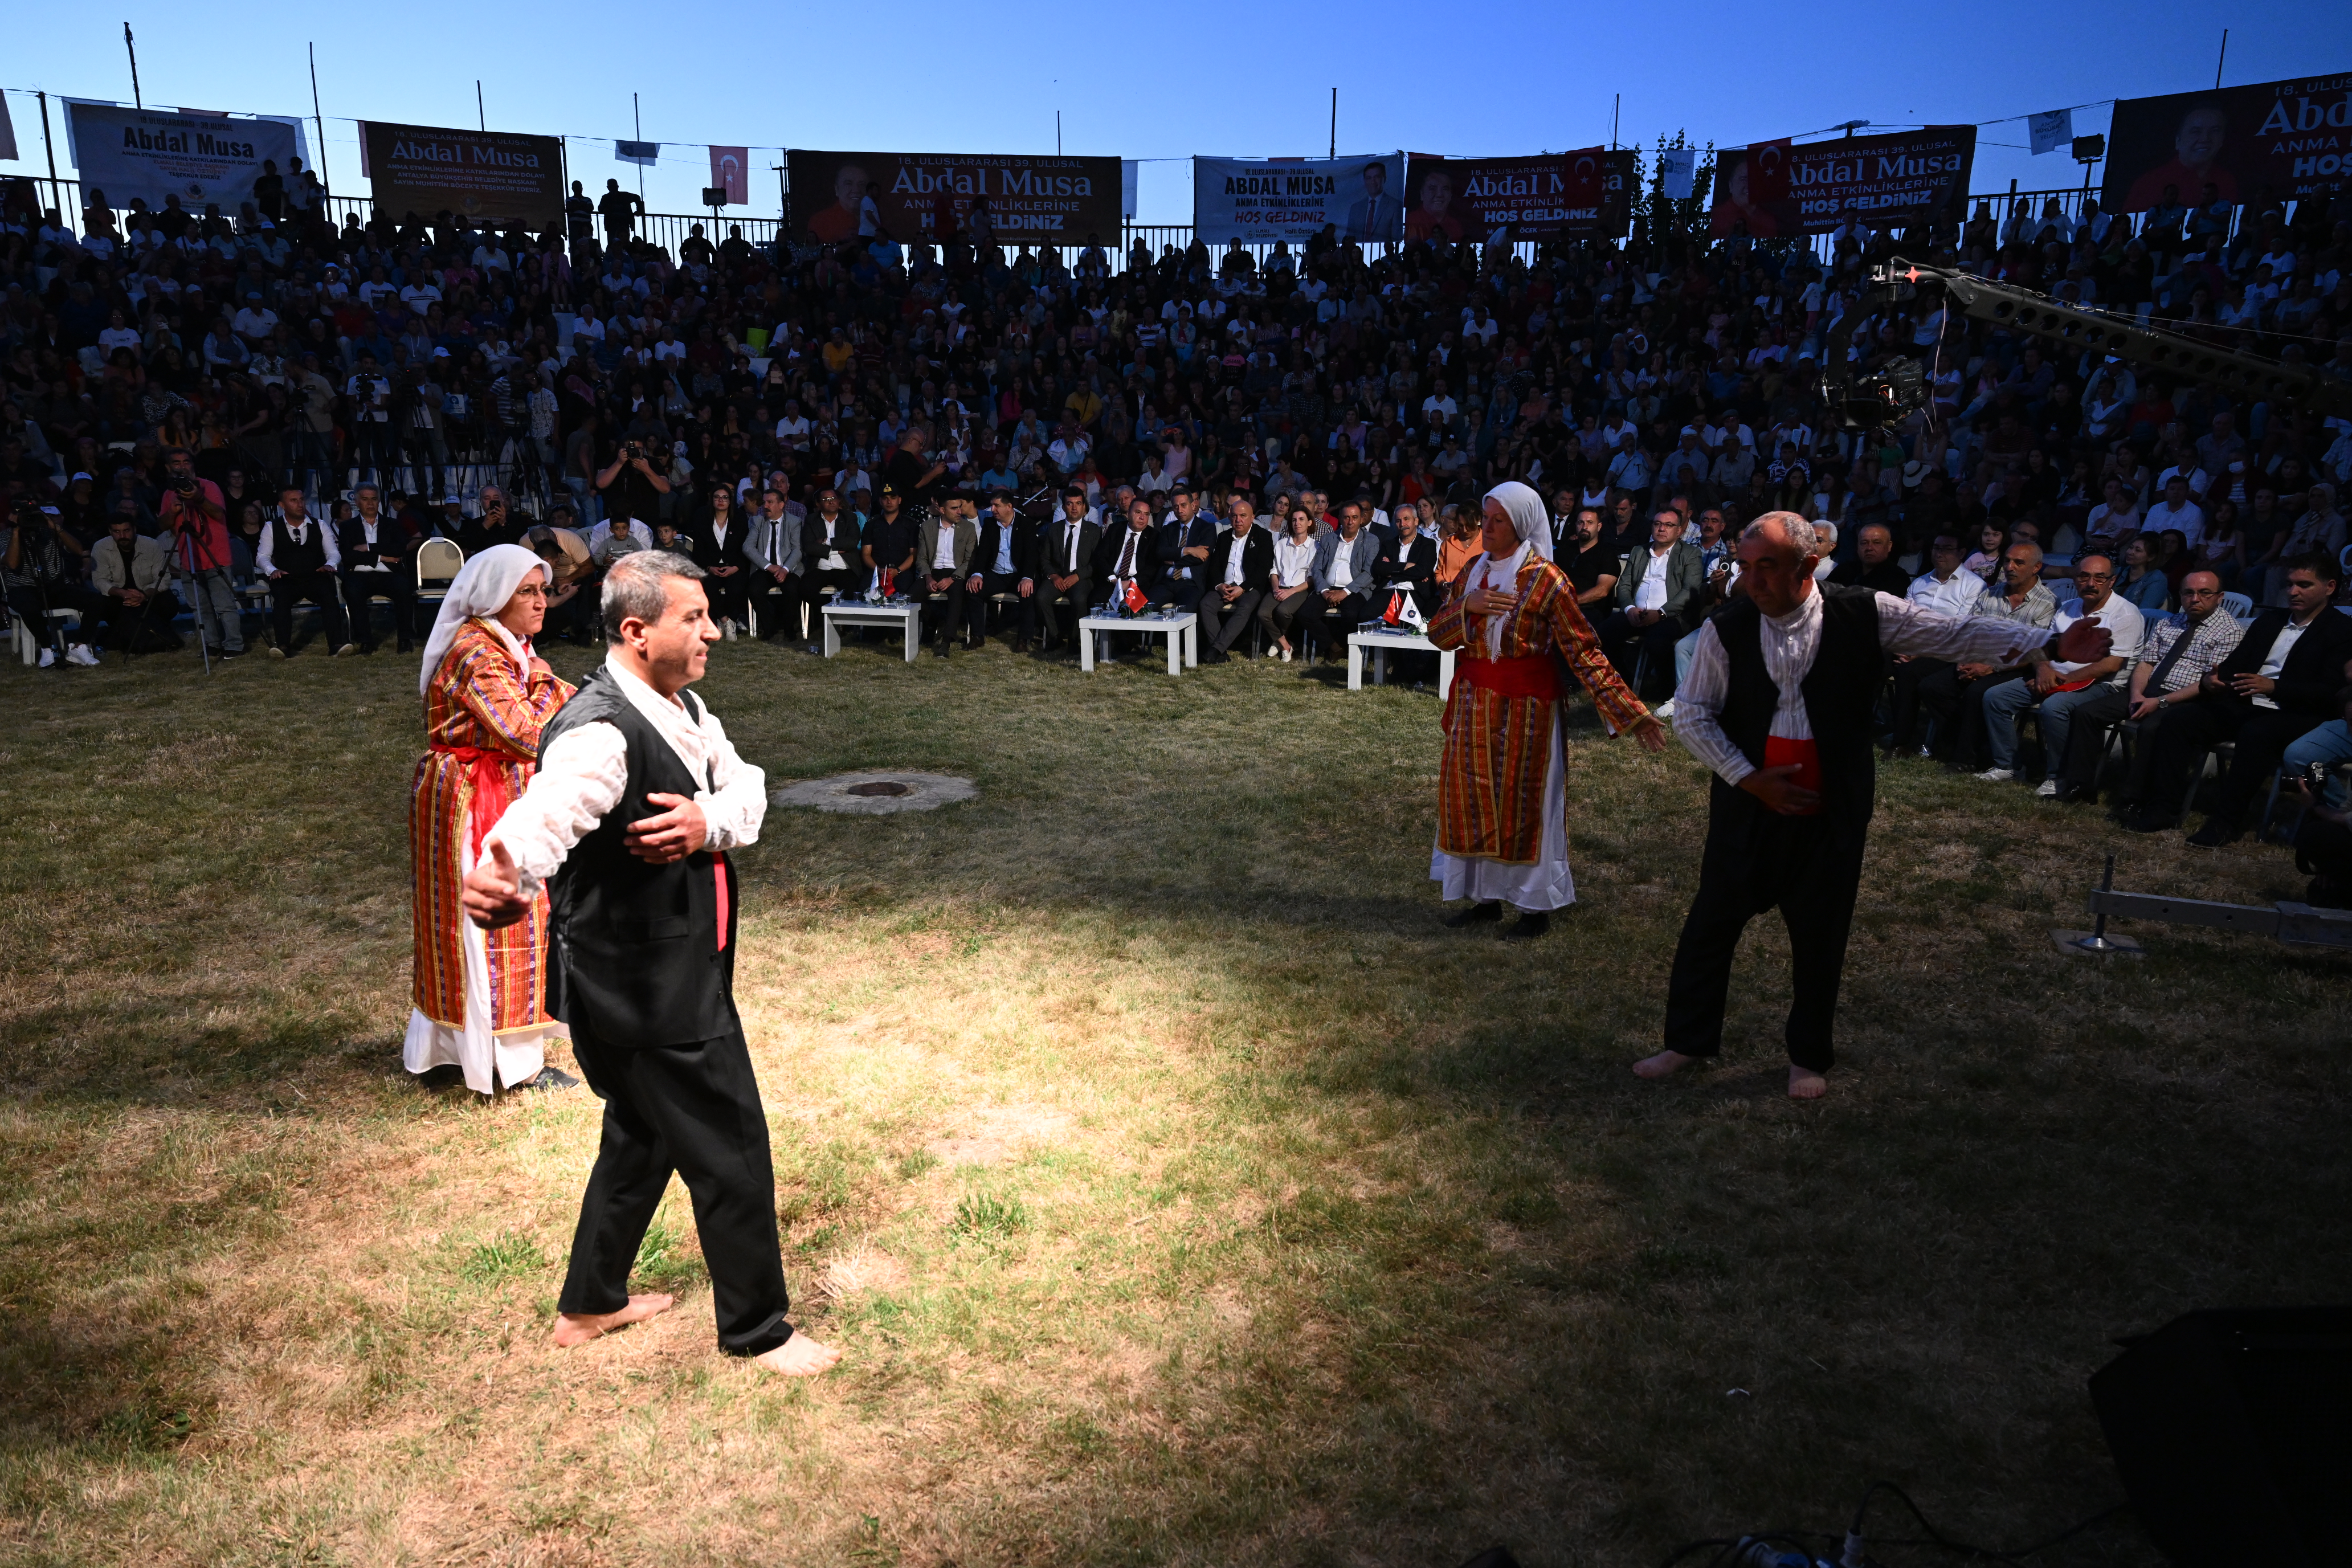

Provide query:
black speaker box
left=2089, top=1306, right=2352, bottom=1566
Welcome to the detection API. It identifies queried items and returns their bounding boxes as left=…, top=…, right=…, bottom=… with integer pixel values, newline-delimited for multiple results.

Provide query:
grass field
left=2, top=628, right=2347, bottom=1567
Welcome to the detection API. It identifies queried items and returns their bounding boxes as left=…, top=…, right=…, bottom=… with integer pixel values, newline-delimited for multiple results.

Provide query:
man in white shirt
left=2142, top=474, right=2207, bottom=550
left=255, top=487, right=353, bottom=657
left=463, top=553, right=839, bottom=1379
left=336, top=482, right=414, bottom=654
left=1634, top=513, right=2109, bottom=1099
left=1975, top=553, right=2145, bottom=787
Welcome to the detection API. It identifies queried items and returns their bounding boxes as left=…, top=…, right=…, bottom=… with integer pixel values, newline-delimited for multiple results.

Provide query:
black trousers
left=2140, top=700, right=2321, bottom=827
left=1924, top=664, right=2028, bottom=768
left=2296, top=816, right=2352, bottom=901
left=1663, top=810, right=1869, bottom=1073
left=1197, top=588, right=1264, bottom=652
left=97, top=590, right=182, bottom=653
left=964, top=571, right=1030, bottom=640
left=559, top=1024, right=794, bottom=1357
left=1308, top=591, right=1373, bottom=654
left=341, top=568, right=415, bottom=652
left=1885, top=657, right=1949, bottom=752
left=795, top=568, right=862, bottom=641
left=270, top=571, right=350, bottom=651
left=1035, top=581, right=1091, bottom=647
left=1597, top=610, right=1682, bottom=700
left=1152, top=573, right=1206, bottom=612
left=701, top=568, right=748, bottom=629
left=910, top=574, right=967, bottom=644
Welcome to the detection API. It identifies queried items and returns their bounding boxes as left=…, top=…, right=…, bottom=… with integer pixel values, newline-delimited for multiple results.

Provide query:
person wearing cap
left=965, top=490, right=1038, bottom=651
left=1035, top=487, right=1103, bottom=655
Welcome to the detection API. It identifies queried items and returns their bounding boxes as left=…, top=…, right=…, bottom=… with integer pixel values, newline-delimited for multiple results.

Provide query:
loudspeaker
left=2089, top=1306, right=2352, bottom=1566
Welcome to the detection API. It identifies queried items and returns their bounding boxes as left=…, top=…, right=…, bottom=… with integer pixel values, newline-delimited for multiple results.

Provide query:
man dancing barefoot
left=465, top=551, right=839, bottom=1376
left=1633, top=514, right=2111, bottom=1099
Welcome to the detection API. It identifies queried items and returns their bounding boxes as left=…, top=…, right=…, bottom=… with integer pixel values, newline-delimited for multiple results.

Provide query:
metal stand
left=2053, top=856, right=2145, bottom=956
left=2056, top=854, right=2352, bottom=954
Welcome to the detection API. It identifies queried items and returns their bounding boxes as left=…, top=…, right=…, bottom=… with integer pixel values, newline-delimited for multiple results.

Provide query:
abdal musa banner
left=1709, top=126, right=1975, bottom=239
left=789, top=149, right=1122, bottom=246
left=2102, top=74, right=2352, bottom=213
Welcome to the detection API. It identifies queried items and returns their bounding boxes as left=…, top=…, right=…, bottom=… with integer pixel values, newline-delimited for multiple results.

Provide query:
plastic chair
left=415, top=537, right=464, bottom=614
left=11, top=606, right=81, bottom=664
left=2220, top=590, right=2253, bottom=619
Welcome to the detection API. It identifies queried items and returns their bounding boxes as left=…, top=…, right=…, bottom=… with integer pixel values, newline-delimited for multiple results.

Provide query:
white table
left=820, top=601, right=921, bottom=663
left=1079, top=612, right=1197, bottom=675
left=1349, top=631, right=1455, bottom=700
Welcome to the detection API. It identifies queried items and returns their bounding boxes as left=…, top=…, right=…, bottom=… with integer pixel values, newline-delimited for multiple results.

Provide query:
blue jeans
left=2284, top=720, right=2352, bottom=808
left=1983, top=678, right=2111, bottom=774
left=1675, top=626, right=1704, bottom=693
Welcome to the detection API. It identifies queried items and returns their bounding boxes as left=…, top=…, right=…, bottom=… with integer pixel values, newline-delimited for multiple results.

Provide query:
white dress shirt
left=350, top=518, right=389, bottom=572
left=1273, top=535, right=1316, bottom=589
left=1677, top=589, right=2055, bottom=786
left=1223, top=528, right=1251, bottom=585
left=2052, top=595, right=2145, bottom=685
left=1906, top=567, right=1981, bottom=620
left=488, top=662, right=766, bottom=897
left=2252, top=617, right=2310, bottom=710
left=255, top=518, right=342, bottom=574
left=931, top=524, right=958, bottom=571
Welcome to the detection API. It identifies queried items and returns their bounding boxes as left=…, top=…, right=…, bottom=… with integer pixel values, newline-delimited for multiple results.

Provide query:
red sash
left=1763, top=736, right=1822, bottom=815
left=431, top=744, right=526, bottom=860
left=1459, top=654, right=1562, bottom=700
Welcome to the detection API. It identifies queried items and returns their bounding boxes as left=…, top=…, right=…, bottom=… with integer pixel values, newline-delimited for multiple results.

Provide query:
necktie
left=2146, top=618, right=2202, bottom=694
left=1117, top=532, right=1137, bottom=579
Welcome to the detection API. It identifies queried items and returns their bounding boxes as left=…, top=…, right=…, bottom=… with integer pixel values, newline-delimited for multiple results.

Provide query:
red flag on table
left=879, top=567, right=896, bottom=598
left=1122, top=578, right=1147, bottom=614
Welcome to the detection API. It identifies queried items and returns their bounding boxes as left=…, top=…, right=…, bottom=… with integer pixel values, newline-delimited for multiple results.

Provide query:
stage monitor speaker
left=2089, top=1306, right=2351, bottom=1567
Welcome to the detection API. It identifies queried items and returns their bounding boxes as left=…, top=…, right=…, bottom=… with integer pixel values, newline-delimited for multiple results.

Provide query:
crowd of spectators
left=3, top=172, right=2350, bottom=897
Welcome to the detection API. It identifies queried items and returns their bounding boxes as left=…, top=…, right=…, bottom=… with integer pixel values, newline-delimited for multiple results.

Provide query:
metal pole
left=476, top=80, right=485, bottom=133
left=1611, top=93, right=1619, bottom=150
left=1329, top=88, right=1337, bottom=161
left=632, top=92, right=644, bottom=203
left=1056, top=110, right=1061, bottom=157
left=2214, top=29, right=2228, bottom=88
left=37, top=91, right=60, bottom=219
left=307, top=44, right=330, bottom=194
left=124, top=23, right=142, bottom=109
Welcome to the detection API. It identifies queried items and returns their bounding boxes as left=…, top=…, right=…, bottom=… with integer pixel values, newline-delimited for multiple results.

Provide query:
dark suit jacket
left=1374, top=532, right=1438, bottom=591
left=1038, top=516, right=1105, bottom=594
left=1149, top=514, right=1218, bottom=585
left=337, top=515, right=414, bottom=571
left=1096, top=522, right=1161, bottom=599
left=1203, top=527, right=1276, bottom=593
left=798, top=509, right=859, bottom=574
left=2213, top=607, right=2352, bottom=717
left=970, top=517, right=1039, bottom=582
left=691, top=516, right=750, bottom=577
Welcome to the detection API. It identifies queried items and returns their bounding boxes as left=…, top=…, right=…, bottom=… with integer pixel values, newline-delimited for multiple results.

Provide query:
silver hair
left=1741, top=511, right=1826, bottom=559
left=601, top=549, right=706, bottom=629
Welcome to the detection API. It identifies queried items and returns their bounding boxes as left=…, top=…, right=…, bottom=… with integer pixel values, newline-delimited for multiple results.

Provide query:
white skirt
left=403, top=805, right=561, bottom=1094
left=1429, top=706, right=1578, bottom=912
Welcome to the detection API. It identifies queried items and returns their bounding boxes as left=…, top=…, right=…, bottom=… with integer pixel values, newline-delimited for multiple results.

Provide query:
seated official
left=1597, top=507, right=1703, bottom=699
left=256, top=487, right=352, bottom=657
left=1150, top=484, right=1217, bottom=610
left=1977, top=553, right=2145, bottom=787
left=860, top=484, right=918, bottom=594
left=964, top=490, right=1038, bottom=650
left=2048, top=570, right=2243, bottom=807
left=691, top=482, right=750, bottom=634
left=338, top=481, right=417, bottom=654
left=1259, top=503, right=1321, bottom=663
left=88, top=515, right=181, bottom=654
left=1034, top=487, right=1104, bottom=654
left=1306, top=501, right=1381, bottom=656
left=1098, top=495, right=1161, bottom=612
left=792, top=488, right=857, bottom=648
left=1828, top=522, right=1909, bottom=596
left=912, top=497, right=978, bottom=658
left=1199, top=496, right=1275, bottom=662
left=2128, top=553, right=2352, bottom=844
left=1373, top=499, right=1440, bottom=619
left=1924, top=540, right=2057, bottom=769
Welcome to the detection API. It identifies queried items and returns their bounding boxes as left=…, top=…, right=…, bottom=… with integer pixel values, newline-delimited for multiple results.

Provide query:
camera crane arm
left=1821, top=256, right=2352, bottom=430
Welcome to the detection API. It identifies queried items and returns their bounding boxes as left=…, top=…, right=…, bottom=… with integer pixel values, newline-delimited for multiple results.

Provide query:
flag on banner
left=1659, top=146, right=1697, bottom=200
left=0, top=96, right=17, bottom=163
left=2028, top=108, right=2074, bottom=156
left=1122, top=578, right=1148, bottom=614
left=616, top=141, right=659, bottom=166
left=709, top=146, right=748, bottom=205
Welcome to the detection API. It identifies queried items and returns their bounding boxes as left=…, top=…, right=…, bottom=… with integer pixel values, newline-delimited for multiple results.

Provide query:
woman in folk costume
left=406, top=544, right=579, bottom=1093
left=1427, top=481, right=1668, bottom=937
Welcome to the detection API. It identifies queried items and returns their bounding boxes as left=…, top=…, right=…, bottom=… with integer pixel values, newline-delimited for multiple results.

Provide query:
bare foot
left=1632, top=1050, right=1697, bottom=1080
left=551, top=1293, right=675, bottom=1348
left=752, top=1334, right=842, bottom=1377
left=1787, top=1067, right=1828, bottom=1100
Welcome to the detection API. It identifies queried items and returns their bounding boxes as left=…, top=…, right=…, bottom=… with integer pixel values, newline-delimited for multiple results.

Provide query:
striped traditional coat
left=1426, top=553, right=1652, bottom=865
left=410, top=620, right=574, bottom=1030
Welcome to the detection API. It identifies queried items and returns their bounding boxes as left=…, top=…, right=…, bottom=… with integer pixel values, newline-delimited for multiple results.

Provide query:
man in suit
left=338, top=481, right=417, bottom=654
left=1344, top=160, right=1403, bottom=242
left=256, top=485, right=352, bottom=657
left=793, top=488, right=859, bottom=651
left=462, top=551, right=839, bottom=1379
left=1598, top=507, right=1705, bottom=699
left=1098, top=494, right=1160, bottom=611
left=691, top=483, right=750, bottom=635
left=963, top=490, right=1038, bottom=650
left=1036, top=488, right=1104, bottom=654
left=912, top=497, right=978, bottom=659
left=2127, top=553, right=2352, bottom=844
left=1150, top=484, right=1218, bottom=611
left=1373, top=498, right=1441, bottom=619
left=1198, top=496, right=1275, bottom=662
left=1308, top=500, right=1382, bottom=655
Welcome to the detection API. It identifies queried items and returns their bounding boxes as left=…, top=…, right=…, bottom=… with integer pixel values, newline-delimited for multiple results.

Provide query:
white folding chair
left=415, top=537, right=465, bottom=615
left=2220, top=590, right=2253, bottom=619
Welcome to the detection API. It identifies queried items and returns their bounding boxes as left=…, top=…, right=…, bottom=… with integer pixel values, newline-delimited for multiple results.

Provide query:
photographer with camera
left=156, top=447, right=246, bottom=659
left=2, top=502, right=100, bottom=667
left=594, top=436, right=671, bottom=557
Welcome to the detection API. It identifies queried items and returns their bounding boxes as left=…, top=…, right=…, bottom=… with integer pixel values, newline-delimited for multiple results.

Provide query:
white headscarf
left=1484, top=480, right=1554, bottom=562
left=419, top=542, right=547, bottom=695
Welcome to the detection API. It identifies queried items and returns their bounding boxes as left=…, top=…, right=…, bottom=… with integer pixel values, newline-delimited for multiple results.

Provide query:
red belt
left=1458, top=654, right=1562, bottom=700
left=1763, top=736, right=1823, bottom=815
left=431, top=744, right=529, bottom=860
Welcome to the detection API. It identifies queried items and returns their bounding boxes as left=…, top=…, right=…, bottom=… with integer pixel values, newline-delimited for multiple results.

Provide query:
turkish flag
left=1748, top=138, right=1793, bottom=204
left=1562, top=147, right=1606, bottom=202
left=1123, top=578, right=1148, bottom=614
left=879, top=567, right=896, bottom=598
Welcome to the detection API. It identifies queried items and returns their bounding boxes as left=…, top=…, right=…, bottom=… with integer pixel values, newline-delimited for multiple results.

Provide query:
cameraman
left=156, top=447, right=246, bottom=658
left=2, top=503, right=100, bottom=668
left=593, top=435, right=669, bottom=554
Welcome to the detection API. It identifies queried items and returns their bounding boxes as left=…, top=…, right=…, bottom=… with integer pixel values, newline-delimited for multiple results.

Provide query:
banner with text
left=361, top=121, right=565, bottom=224
left=66, top=103, right=300, bottom=212
left=2103, top=74, right=2352, bottom=213
left=788, top=149, right=1122, bottom=246
left=1708, top=125, right=1975, bottom=239
left=1399, top=150, right=1634, bottom=239
left=1193, top=152, right=1408, bottom=243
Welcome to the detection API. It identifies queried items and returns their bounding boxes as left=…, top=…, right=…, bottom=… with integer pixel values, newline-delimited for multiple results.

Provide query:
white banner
left=1193, top=151, right=1406, bottom=243
left=1659, top=146, right=1698, bottom=200
left=2028, top=108, right=2075, bottom=157
left=64, top=103, right=301, bottom=212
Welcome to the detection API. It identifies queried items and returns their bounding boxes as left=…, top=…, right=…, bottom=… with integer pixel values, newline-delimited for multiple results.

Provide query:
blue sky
left=5, top=0, right=2346, bottom=228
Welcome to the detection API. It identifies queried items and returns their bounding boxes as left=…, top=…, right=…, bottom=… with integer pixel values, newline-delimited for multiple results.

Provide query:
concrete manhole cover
left=771, top=771, right=978, bottom=815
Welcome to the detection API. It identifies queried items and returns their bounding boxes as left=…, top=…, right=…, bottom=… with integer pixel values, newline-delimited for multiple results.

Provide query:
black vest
left=270, top=518, right=328, bottom=577
left=1714, top=583, right=1885, bottom=828
left=537, top=668, right=739, bottom=1046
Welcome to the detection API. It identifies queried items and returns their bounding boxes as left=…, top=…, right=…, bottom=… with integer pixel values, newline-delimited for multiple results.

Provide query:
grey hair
left=1741, top=510, right=1826, bottom=559
left=601, top=549, right=707, bottom=629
